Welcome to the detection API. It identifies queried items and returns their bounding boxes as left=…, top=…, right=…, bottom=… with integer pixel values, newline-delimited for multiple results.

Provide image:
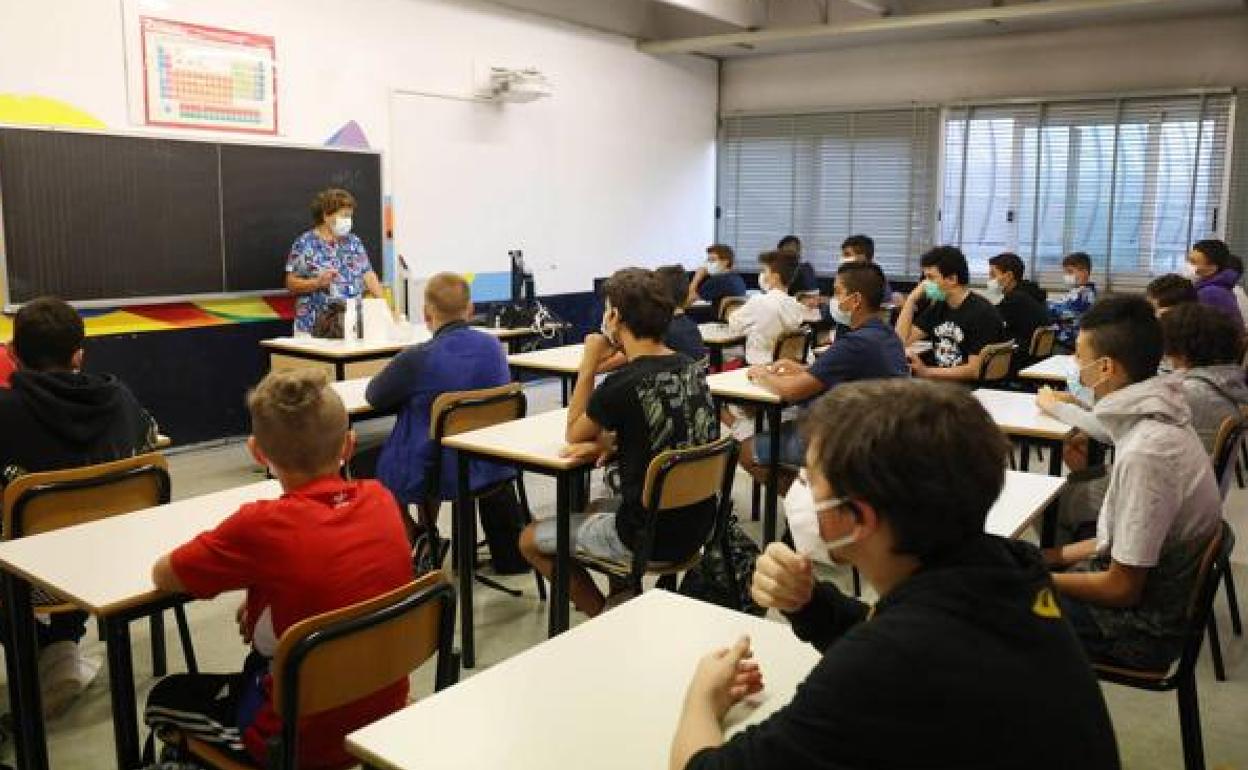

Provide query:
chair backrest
left=429, top=383, right=525, bottom=441
left=1173, top=521, right=1232, bottom=681
left=1210, top=407, right=1248, bottom=500
left=772, top=328, right=811, bottom=363
left=976, top=341, right=1016, bottom=383
left=1029, top=326, right=1057, bottom=358
left=271, top=571, right=457, bottom=770
left=2, top=453, right=170, bottom=539
left=719, top=296, right=746, bottom=322
left=641, top=436, right=736, bottom=513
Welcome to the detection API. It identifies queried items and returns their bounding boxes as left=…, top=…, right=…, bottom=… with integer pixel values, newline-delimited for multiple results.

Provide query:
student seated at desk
left=896, top=246, right=1005, bottom=382
left=1049, top=251, right=1098, bottom=351
left=741, top=263, right=907, bottom=484
left=688, top=244, right=747, bottom=318
left=0, top=341, right=14, bottom=387
left=726, top=249, right=805, bottom=367
left=520, top=268, right=718, bottom=617
left=1186, top=238, right=1245, bottom=332
left=776, top=235, right=818, bottom=296
left=147, top=370, right=411, bottom=769
left=657, top=264, right=708, bottom=362
left=364, top=272, right=523, bottom=570
left=986, top=251, right=1050, bottom=372
left=0, top=297, right=158, bottom=716
left=669, top=379, right=1119, bottom=770
left=1145, top=273, right=1198, bottom=316
left=1039, top=297, right=1221, bottom=670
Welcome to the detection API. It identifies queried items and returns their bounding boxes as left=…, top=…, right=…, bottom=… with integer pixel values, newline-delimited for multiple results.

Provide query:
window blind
left=941, top=93, right=1234, bottom=290
left=717, top=108, right=940, bottom=276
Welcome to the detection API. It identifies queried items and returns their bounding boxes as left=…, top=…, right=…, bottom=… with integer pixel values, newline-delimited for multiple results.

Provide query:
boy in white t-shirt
left=727, top=249, right=806, bottom=365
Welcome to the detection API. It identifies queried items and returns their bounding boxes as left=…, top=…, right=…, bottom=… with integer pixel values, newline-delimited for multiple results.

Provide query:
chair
left=176, top=572, right=458, bottom=770
left=719, top=296, right=746, bottom=323
left=772, top=328, right=811, bottom=364
left=1028, top=326, right=1058, bottom=359
left=1, top=453, right=197, bottom=678
left=975, top=341, right=1017, bottom=386
left=428, top=383, right=545, bottom=600
left=575, top=437, right=740, bottom=597
left=1093, top=521, right=1232, bottom=770
left=1208, top=411, right=1247, bottom=659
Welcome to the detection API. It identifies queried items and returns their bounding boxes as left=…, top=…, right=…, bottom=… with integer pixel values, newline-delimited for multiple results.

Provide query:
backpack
left=312, top=299, right=346, bottom=339
left=678, top=507, right=765, bottom=616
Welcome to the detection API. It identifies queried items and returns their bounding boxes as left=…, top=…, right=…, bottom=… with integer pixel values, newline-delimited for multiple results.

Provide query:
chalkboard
left=0, top=126, right=382, bottom=306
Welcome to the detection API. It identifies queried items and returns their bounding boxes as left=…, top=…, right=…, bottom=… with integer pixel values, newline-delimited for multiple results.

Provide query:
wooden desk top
left=506, top=344, right=585, bottom=375
left=0, top=480, right=282, bottom=615
left=987, top=471, right=1067, bottom=539
left=329, top=377, right=373, bottom=416
left=1019, top=354, right=1073, bottom=383
left=699, top=323, right=746, bottom=346
left=973, top=389, right=1074, bottom=441
left=346, top=590, right=820, bottom=770
left=708, top=368, right=783, bottom=405
left=442, top=408, right=589, bottom=472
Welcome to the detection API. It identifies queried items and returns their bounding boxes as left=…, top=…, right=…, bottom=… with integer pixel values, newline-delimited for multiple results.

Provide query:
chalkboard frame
left=0, top=123, right=383, bottom=311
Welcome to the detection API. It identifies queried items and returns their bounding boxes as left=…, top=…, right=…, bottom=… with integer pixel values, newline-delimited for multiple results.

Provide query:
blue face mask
left=828, top=294, right=856, bottom=327
left=923, top=279, right=947, bottom=303
left=1065, top=357, right=1104, bottom=407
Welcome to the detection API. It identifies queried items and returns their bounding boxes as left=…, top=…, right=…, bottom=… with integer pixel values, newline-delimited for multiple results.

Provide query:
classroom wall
left=720, top=15, right=1248, bottom=114
left=0, top=0, right=718, bottom=295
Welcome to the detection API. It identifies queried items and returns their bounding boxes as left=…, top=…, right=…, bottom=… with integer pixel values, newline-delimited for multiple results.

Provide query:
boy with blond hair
left=145, top=370, right=412, bottom=768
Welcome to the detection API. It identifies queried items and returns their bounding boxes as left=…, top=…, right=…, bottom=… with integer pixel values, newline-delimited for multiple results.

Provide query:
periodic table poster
left=140, top=17, right=278, bottom=135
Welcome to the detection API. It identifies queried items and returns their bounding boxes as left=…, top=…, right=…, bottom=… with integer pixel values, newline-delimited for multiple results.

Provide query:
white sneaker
left=37, top=641, right=100, bottom=719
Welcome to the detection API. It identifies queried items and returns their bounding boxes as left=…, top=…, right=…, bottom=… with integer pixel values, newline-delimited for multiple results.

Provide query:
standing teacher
left=285, top=188, right=385, bottom=335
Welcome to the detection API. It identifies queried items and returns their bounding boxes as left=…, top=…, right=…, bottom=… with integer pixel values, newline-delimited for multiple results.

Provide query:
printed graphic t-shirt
left=915, top=293, right=1005, bottom=368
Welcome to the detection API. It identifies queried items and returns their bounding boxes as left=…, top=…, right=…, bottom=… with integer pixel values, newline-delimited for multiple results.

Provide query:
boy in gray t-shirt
left=1042, top=296, right=1221, bottom=670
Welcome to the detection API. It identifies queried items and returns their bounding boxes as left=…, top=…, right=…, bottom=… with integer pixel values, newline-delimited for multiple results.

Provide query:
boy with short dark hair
left=520, top=268, right=718, bottom=617
left=1043, top=296, right=1221, bottom=670
left=670, top=379, right=1119, bottom=770
left=777, top=235, right=818, bottom=295
left=656, top=265, right=708, bottom=362
left=1145, top=273, right=1198, bottom=316
left=146, top=369, right=412, bottom=768
left=689, top=244, right=747, bottom=316
left=895, top=246, right=1005, bottom=381
left=727, top=250, right=806, bottom=366
left=1050, top=251, right=1098, bottom=350
left=0, top=296, right=157, bottom=715
left=986, top=252, right=1050, bottom=370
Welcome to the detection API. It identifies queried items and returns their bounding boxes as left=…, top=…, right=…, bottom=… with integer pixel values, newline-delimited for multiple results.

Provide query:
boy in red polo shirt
left=144, top=369, right=412, bottom=769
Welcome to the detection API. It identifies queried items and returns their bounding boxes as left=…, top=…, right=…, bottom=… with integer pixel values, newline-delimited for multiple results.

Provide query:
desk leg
left=103, top=616, right=141, bottom=770
left=1019, top=439, right=1031, bottom=472
left=1047, top=440, right=1063, bottom=477
left=3, top=572, right=49, bottom=770
left=560, top=377, right=568, bottom=407
left=456, top=454, right=476, bottom=670
left=764, top=405, right=781, bottom=544
left=710, top=346, right=723, bottom=370
left=550, top=472, right=572, bottom=637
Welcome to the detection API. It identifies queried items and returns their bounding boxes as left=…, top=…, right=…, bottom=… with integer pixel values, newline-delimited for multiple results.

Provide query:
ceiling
left=479, top=0, right=1247, bottom=58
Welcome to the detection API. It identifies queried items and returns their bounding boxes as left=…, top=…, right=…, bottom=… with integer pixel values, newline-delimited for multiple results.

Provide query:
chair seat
left=575, top=549, right=701, bottom=578
left=1093, top=660, right=1176, bottom=687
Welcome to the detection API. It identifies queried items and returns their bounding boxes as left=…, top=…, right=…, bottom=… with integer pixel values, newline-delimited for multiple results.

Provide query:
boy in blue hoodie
left=1049, top=251, right=1097, bottom=351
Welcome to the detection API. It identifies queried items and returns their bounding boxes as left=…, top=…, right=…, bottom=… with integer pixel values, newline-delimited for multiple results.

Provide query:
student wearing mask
left=1158, top=302, right=1248, bottom=456
left=669, top=379, right=1119, bottom=770
left=803, top=234, right=894, bottom=317
left=657, top=265, right=708, bottom=362
left=1049, top=252, right=1098, bottom=351
left=778, top=235, right=818, bottom=295
left=1186, top=239, right=1245, bottom=331
left=689, top=244, right=748, bottom=318
left=1145, top=274, right=1198, bottom=316
left=895, top=246, right=1005, bottom=382
left=726, top=250, right=806, bottom=367
left=986, top=252, right=1050, bottom=372
left=1042, top=297, right=1222, bottom=670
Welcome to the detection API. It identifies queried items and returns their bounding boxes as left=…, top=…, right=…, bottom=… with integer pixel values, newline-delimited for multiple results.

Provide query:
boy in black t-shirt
left=896, top=246, right=1005, bottom=382
left=520, top=268, right=719, bottom=617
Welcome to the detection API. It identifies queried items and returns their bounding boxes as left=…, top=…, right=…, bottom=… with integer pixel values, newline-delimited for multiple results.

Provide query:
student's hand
left=685, top=636, right=764, bottom=722
left=906, top=352, right=927, bottom=377
left=1035, top=385, right=1076, bottom=413
left=1062, top=431, right=1090, bottom=472
left=906, top=282, right=926, bottom=306
left=316, top=269, right=339, bottom=289
left=561, top=441, right=603, bottom=463
left=751, top=543, right=815, bottom=613
left=583, top=333, right=617, bottom=363
left=1042, top=547, right=1066, bottom=569
left=693, top=265, right=708, bottom=279
left=236, top=601, right=252, bottom=644
left=771, top=360, right=804, bottom=376
left=746, top=364, right=770, bottom=382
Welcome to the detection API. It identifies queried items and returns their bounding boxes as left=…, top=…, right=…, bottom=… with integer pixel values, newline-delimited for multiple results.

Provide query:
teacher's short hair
left=425, top=273, right=471, bottom=318
left=247, top=369, right=348, bottom=476
left=310, top=188, right=356, bottom=225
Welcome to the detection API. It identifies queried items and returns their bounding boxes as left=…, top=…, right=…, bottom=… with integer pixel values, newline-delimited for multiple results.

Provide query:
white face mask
left=828, top=295, right=854, bottom=327
left=1062, top=272, right=1078, bottom=287
left=784, top=475, right=860, bottom=566
left=332, top=216, right=353, bottom=237
left=758, top=272, right=773, bottom=292
left=1183, top=261, right=1200, bottom=279
left=985, top=277, right=1002, bottom=294
left=706, top=259, right=725, bottom=276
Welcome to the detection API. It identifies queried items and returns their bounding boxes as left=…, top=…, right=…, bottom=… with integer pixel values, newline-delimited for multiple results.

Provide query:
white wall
left=0, top=0, right=718, bottom=295
left=721, top=15, right=1248, bottom=113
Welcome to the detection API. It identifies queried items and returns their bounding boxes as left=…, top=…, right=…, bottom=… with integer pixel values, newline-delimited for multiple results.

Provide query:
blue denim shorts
left=533, top=508, right=633, bottom=562
left=753, top=421, right=806, bottom=467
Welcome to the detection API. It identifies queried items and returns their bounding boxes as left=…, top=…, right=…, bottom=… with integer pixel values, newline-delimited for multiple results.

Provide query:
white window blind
left=717, top=108, right=940, bottom=276
left=941, top=93, right=1233, bottom=290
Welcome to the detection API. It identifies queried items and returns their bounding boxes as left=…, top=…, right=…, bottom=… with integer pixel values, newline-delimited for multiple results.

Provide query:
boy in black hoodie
left=671, top=379, right=1119, bottom=770
left=987, top=251, right=1050, bottom=371
left=0, top=297, right=157, bottom=716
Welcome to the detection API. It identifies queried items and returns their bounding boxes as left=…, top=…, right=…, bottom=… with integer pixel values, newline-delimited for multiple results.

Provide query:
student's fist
left=906, top=282, right=927, bottom=305
left=317, top=269, right=339, bottom=289
left=583, top=333, right=617, bottom=360
left=1036, top=385, right=1075, bottom=414
left=751, top=543, right=814, bottom=613
left=685, top=636, right=763, bottom=721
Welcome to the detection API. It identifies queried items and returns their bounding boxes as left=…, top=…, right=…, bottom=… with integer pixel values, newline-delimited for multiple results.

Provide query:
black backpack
left=678, top=507, right=765, bottom=616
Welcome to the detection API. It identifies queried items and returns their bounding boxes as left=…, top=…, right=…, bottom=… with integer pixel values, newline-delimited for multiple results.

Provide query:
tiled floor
left=9, top=379, right=1248, bottom=768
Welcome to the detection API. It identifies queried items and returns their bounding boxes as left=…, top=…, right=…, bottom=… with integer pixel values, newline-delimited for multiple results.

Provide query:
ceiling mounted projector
left=484, top=67, right=552, bottom=103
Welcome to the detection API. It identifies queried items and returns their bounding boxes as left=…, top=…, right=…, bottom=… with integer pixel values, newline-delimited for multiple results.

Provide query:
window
left=941, top=94, right=1234, bottom=290
left=717, top=108, right=940, bottom=277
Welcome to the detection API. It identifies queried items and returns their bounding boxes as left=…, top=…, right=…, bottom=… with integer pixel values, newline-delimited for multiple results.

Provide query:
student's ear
left=340, top=429, right=357, bottom=466
left=71, top=348, right=85, bottom=372
left=246, top=436, right=269, bottom=470
left=463, top=302, right=475, bottom=321
left=422, top=308, right=434, bottom=327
